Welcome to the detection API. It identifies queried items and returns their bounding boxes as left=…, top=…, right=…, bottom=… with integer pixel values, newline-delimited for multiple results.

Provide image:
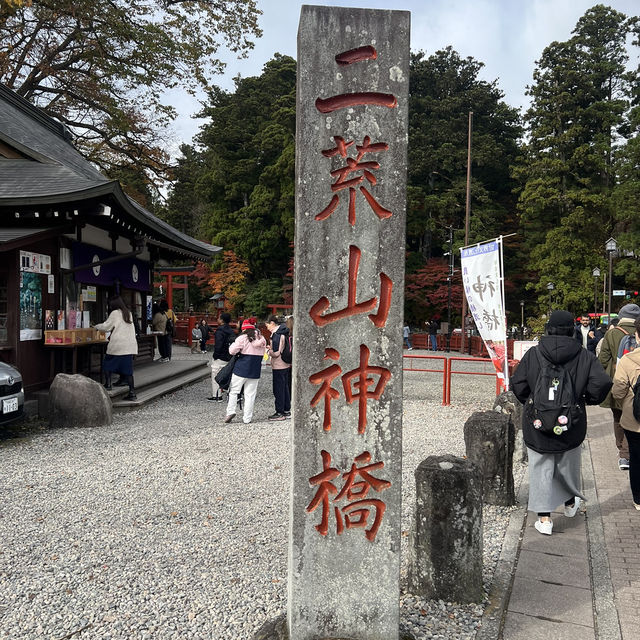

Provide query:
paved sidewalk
left=491, top=406, right=640, bottom=640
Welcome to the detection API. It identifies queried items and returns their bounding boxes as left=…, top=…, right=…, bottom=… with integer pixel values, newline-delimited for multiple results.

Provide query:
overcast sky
left=166, top=0, right=640, bottom=153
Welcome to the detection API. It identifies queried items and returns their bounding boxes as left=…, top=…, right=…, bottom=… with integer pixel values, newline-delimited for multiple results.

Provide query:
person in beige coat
left=95, top=295, right=139, bottom=400
left=611, top=315, right=640, bottom=510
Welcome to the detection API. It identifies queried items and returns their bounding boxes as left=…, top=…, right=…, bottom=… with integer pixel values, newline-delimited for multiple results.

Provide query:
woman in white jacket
left=95, top=296, right=139, bottom=400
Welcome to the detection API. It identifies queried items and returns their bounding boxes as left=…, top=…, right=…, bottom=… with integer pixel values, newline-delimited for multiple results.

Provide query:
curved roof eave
left=1, top=180, right=221, bottom=260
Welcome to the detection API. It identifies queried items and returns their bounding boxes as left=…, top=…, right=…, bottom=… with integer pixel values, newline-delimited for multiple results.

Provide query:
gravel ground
left=0, top=348, right=524, bottom=640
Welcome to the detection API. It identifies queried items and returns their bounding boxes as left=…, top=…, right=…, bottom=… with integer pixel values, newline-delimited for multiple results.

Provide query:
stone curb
left=583, top=433, right=622, bottom=640
left=475, top=468, right=528, bottom=640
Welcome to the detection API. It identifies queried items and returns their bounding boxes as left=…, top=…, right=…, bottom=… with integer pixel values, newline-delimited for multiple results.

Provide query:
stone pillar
left=493, top=390, right=527, bottom=463
left=290, top=6, right=410, bottom=640
left=464, top=411, right=515, bottom=506
left=408, top=455, right=483, bottom=603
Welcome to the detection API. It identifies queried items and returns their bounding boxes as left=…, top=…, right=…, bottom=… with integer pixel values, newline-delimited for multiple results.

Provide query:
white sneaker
left=534, top=519, right=553, bottom=535
left=564, top=497, right=581, bottom=518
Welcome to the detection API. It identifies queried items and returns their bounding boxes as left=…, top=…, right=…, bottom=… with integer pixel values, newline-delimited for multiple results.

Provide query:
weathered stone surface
left=493, top=390, right=527, bottom=463
left=290, top=5, right=410, bottom=640
left=464, top=411, right=515, bottom=506
left=408, top=455, right=483, bottom=603
left=253, top=614, right=417, bottom=640
left=48, top=373, right=112, bottom=429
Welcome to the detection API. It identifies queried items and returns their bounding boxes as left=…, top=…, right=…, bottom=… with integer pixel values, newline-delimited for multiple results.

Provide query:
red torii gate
left=154, top=267, right=194, bottom=310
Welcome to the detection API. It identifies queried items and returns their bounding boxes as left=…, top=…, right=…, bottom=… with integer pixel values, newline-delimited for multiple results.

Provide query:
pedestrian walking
left=159, top=299, right=176, bottom=362
left=152, top=303, right=169, bottom=362
left=428, top=318, right=438, bottom=351
left=224, top=318, right=266, bottom=424
left=209, top=312, right=236, bottom=402
left=199, top=319, right=210, bottom=353
left=511, top=310, right=611, bottom=536
left=95, top=295, right=139, bottom=401
left=612, top=315, right=640, bottom=510
left=598, top=304, right=640, bottom=470
left=403, top=324, right=413, bottom=350
left=266, top=315, right=291, bottom=421
left=191, top=323, right=201, bottom=353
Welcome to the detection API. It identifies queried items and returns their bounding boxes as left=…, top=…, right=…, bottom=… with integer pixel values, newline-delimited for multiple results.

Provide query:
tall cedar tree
left=515, top=5, right=639, bottom=315
left=0, top=0, right=261, bottom=194
left=406, top=48, right=521, bottom=323
left=166, top=54, right=295, bottom=308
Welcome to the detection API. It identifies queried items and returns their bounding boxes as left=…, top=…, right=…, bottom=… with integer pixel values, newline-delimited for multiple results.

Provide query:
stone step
left=111, top=365, right=209, bottom=411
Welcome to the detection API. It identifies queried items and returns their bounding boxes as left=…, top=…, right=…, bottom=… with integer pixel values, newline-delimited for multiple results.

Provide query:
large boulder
left=48, top=374, right=112, bottom=429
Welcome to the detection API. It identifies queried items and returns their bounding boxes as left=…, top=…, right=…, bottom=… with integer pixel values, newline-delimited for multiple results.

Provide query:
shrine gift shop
left=0, top=83, right=220, bottom=393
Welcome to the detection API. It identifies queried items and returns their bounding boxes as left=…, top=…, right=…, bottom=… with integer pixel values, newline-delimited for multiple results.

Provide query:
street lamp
left=520, top=300, right=524, bottom=337
left=605, top=237, right=618, bottom=324
left=546, top=282, right=555, bottom=317
left=592, top=267, right=601, bottom=319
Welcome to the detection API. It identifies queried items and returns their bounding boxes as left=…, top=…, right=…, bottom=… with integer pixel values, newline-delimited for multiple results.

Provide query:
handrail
left=446, top=356, right=498, bottom=405
left=402, top=354, right=449, bottom=406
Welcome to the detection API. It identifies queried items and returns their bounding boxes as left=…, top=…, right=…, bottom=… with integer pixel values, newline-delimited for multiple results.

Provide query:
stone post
left=290, top=6, right=410, bottom=640
left=408, top=455, right=483, bottom=603
left=463, top=411, right=515, bottom=506
left=493, top=390, right=527, bottom=463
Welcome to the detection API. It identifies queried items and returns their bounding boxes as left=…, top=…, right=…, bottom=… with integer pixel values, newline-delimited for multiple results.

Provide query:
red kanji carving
left=316, top=92, right=397, bottom=114
left=306, top=450, right=391, bottom=541
left=342, top=345, right=391, bottom=435
left=335, top=45, right=377, bottom=65
left=309, top=245, right=392, bottom=328
left=309, top=348, right=342, bottom=431
left=309, top=345, right=392, bottom=436
left=317, top=136, right=392, bottom=225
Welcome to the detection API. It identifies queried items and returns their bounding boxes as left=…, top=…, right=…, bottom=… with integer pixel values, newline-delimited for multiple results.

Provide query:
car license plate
left=2, top=397, right=18, bottom=413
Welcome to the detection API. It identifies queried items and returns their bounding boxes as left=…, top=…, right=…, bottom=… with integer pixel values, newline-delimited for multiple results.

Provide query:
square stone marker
left=289, top=5, right=410, bottom=640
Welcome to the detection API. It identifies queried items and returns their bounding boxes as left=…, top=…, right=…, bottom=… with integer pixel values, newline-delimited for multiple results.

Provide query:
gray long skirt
left=527, top=445, right=585, bottom=513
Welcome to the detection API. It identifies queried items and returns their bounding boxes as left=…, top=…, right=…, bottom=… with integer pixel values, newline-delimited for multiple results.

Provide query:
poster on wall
left=45, top=310, right=55, bottom=330
left=20, top=250, right=51, bottom=274
left=20, top=272, right=43, bottom=341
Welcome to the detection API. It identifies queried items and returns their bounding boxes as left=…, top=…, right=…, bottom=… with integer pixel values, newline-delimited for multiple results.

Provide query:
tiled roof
left=0, top=84, right=220, bottom=259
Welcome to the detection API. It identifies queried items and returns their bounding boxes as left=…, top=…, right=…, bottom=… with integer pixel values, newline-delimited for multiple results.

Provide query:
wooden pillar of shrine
left=289, top=6, right=410, bottom=640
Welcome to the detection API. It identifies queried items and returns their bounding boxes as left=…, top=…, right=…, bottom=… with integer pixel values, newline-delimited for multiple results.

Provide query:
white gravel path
left=0, top=349, right=523, bottom=640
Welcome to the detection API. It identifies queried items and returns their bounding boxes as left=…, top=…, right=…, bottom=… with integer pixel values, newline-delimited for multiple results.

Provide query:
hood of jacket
left=538, top=334, right=582, bottom=365
left=274, top=324, right=290, bottom=337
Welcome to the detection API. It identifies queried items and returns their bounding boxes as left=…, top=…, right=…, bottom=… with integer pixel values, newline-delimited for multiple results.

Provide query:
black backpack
left=525, top=349, right=580, bottom=436
left=280, top=333, right=293, bottom=364
left=632, top=379, right=640, bottom=422
left=164, top=313, right=174, bottom=336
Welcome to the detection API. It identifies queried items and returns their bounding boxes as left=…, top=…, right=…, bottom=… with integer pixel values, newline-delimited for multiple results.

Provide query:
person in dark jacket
left=224, top=319, right=266, bottom=424
left=574, top=315, right=599, bottom=352
left=265, top=314, right=291, bottom=420
left=199, top=319, right=211, bottom=354
left=511, top=310, right=611, bottom=536
left=208, top=312, right=236, bottom=402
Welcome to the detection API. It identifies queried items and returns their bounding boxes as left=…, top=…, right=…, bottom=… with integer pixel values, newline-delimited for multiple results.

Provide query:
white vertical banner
left=460, top=237, right=509, bottom=391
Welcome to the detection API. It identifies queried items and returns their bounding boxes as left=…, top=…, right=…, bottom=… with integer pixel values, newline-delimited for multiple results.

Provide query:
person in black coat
left=574, top=315, right=599, bottom=352
left=208, top=313, right=237, bottom=402
left=199, top=319, right=211, bottom=354
left=511, top=310, right=611, bottom=536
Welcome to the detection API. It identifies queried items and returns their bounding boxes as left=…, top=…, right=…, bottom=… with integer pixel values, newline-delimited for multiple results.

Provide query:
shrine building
left=0, top=83, right=220, bottom=393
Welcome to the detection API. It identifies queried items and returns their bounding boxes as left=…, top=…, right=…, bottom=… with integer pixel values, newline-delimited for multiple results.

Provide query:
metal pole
left=447, top=226, right=453, bottom=351
left=608, top=251, right=613, bottom=325
left=594, top=277, right=597, bottom=318
left=460, top=111, right=473, bottom=353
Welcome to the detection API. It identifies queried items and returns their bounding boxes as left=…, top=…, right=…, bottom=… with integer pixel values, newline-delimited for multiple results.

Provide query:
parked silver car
left=0, top=362, right=24, bottom=424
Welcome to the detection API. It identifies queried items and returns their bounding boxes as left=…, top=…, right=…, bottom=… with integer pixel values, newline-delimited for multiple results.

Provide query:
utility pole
left=460, top=111, right=473, bottom=353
